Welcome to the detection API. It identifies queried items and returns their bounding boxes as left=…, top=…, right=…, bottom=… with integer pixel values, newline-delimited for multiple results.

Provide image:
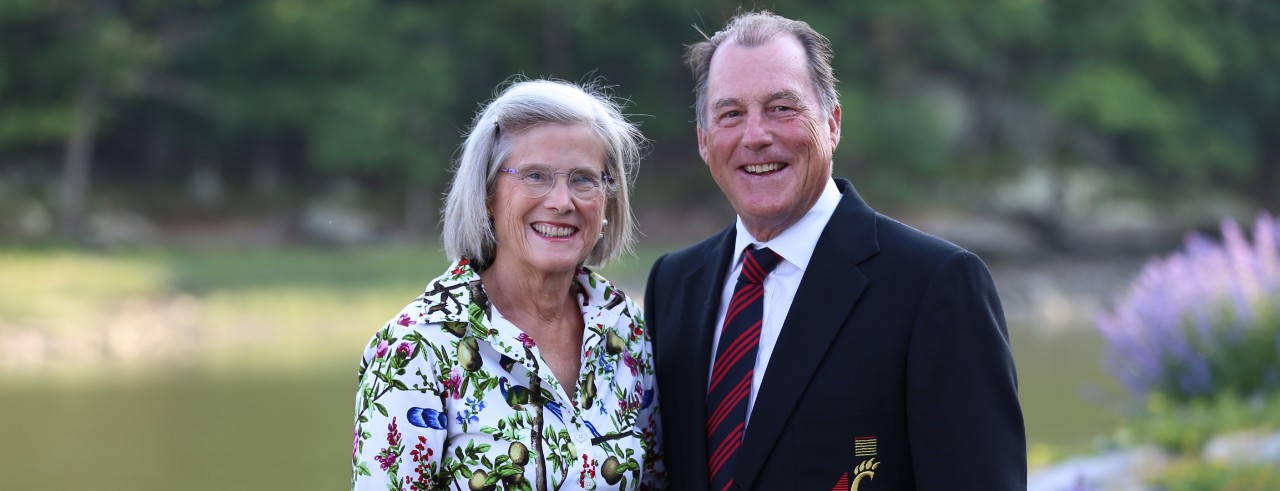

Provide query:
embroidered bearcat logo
left=830, top=457, right=881, bottom=491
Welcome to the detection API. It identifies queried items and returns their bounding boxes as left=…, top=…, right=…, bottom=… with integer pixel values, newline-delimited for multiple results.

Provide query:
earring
left=600, top=218, right=608, bottom=237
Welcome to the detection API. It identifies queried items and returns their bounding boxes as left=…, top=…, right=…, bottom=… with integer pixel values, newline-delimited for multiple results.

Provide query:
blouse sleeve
left=351, top=313, right=449, bottom=490
left=635, top=311, right=668, bottom=489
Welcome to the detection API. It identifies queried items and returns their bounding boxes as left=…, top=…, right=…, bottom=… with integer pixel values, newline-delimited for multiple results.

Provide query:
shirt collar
left=421, top=258, right=628, bottom=331
left=732, top=178, right=841, bottom=271
left=420, top=259, right=634, bottom=386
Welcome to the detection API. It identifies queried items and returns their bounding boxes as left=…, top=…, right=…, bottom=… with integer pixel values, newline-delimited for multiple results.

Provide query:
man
left=645, top=11, right=1026, bottom=490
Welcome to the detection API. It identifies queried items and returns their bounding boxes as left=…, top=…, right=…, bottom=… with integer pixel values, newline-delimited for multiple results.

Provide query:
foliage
left=1152, top=459, right=1280, bottom=491
left=1116, top=392, right=1280, bottom=455
left=1096, top=212, right=1280, bottom=402
left=3, top=0, right=1280, bottom=232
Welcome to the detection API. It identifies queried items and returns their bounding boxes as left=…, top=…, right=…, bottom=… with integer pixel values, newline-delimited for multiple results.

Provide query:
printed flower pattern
left=351, top=259, right=665, bottom=490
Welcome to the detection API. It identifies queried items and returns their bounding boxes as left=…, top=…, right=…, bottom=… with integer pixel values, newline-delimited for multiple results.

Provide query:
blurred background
left=2, top=0, right=1278, bottom=489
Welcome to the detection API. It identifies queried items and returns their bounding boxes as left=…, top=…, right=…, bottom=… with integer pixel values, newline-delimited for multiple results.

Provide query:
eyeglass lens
left=502, top=165, right=611, bottom=199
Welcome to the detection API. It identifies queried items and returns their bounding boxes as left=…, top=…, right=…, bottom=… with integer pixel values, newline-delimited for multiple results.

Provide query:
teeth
left=532, top=223, right=576, bottom=237
left=745, top=162, right=785, bottom=174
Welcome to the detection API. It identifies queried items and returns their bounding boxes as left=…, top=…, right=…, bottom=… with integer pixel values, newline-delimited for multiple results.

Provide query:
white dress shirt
left=709, top=179, right=842, bottom=424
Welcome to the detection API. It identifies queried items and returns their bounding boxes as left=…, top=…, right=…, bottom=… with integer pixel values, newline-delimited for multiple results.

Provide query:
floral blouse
left=352, top=258, right=665, bottom=490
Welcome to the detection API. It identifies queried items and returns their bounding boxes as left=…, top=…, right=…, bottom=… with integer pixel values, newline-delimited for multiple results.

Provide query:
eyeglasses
left=498, top=164, right=616, bottom=200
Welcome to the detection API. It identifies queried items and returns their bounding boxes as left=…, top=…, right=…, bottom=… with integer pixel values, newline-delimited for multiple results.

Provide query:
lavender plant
left=1096, top=212, right=1280, bottom=402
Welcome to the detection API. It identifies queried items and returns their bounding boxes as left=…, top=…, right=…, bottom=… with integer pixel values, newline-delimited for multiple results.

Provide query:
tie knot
left=739, top=246, right=782, bottom=285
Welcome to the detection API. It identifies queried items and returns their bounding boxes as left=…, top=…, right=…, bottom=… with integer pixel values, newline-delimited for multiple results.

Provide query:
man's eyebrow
left=711, top=97, right=743, bottom=111
left=761, top=90, right=802, bottom=104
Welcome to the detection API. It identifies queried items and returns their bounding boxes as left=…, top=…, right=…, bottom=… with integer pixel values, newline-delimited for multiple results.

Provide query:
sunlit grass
left=0, top=249, right=170, bottom=331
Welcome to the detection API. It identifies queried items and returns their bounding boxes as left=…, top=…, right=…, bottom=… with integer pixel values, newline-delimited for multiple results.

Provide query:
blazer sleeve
left=905, top=250, right=1026, bottom=489
left=644, top=254, right=668, bottom=347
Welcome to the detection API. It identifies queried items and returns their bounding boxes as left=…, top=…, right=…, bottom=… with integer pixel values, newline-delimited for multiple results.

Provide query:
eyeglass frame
left=497, top=164, right=617, bottom=200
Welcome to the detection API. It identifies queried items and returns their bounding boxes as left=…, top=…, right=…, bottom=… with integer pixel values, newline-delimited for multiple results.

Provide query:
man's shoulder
left=873, top=212, right=965, bottom=256
left=855, top=211, right=1000, bottom=285
left=654, top=227, right=731, bottom=271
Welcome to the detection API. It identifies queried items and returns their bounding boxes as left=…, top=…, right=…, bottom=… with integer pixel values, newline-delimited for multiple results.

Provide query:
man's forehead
left=706, top=39, right=812, bottom=100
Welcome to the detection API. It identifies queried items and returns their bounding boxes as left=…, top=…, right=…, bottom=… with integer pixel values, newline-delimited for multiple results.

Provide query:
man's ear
left=697, top=126, right=709, bottom=165
left=828, top=105, right=842, bottom=150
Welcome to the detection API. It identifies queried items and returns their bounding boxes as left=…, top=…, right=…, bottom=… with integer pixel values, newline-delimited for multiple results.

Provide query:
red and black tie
left=707, top=246, right=782, bottom=491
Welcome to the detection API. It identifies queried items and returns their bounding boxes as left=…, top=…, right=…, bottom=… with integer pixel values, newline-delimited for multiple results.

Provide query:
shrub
left=1152, top=459, right=1280, bottom=491
left=1122, top=392, right=1280, bottom=454
left=1096, top=212, right=1280, bottom=403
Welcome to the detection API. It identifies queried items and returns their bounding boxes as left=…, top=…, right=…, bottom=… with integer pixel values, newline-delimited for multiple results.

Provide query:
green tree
left=0, top=0, right=161, bottom=237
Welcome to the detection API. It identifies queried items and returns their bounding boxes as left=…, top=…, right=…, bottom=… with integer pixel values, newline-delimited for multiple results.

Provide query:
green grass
left=0, top=244, right=1125, bottom=489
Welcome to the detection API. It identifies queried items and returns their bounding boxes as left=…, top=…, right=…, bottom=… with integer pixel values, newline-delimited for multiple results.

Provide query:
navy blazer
left=645, top=178, right=1026, bottom=490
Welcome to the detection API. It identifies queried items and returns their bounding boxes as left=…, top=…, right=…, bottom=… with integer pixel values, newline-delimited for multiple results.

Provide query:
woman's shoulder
left=578, top=267, right=643, bottom=317
left=361, top=260, right=481, bottom=359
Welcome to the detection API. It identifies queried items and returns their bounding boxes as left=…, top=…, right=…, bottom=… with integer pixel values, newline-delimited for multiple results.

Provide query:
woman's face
left=488, top=123, right=608, bottom=279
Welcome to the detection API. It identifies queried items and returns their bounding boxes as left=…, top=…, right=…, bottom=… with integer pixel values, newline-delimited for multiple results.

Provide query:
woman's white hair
left=442, top=78, right=644, bottom=271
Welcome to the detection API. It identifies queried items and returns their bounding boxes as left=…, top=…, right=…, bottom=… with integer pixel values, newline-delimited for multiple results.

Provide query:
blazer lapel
left=732, top=179, right=880, bottom=488
left=671, top=226, right=737, bottom=485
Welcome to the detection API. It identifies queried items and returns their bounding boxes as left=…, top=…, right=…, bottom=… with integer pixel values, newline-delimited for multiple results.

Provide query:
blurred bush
left=1096, top=212, right=1280, bottom=403
left=1152, top=460, right=1280, bottom=491
left=1121, top=392, right=1280, bottom=454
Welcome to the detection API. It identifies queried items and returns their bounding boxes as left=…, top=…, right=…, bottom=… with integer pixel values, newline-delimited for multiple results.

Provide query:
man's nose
left=741, top=112, right=773, bottom=149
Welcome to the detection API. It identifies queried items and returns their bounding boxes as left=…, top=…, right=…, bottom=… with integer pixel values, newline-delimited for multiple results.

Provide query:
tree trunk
left=57, top=78, right=101, bottom=239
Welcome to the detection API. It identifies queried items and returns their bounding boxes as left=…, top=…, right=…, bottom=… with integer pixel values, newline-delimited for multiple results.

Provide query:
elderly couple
left=351, top=10, right=1025, bottom=491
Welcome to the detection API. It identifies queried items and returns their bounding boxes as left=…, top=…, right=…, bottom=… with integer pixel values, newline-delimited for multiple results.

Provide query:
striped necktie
left=707, top=246, right=782, bottom=490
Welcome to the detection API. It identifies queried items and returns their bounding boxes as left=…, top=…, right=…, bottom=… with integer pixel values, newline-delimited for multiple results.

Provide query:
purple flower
left=1096, top=212, right=1280, bottom=400
left=397, top=313, right=416, bottom=327
left=443, top=366, right=462, bottom=399
left=396, top=342, right=413, bottom=358
left=517, top=333, right=537, bottom=349
left=375, top=340, right=390, bottom=359
left=374, top=417, right=403, bottom=470
left=623, top=351, right=639, bottom=376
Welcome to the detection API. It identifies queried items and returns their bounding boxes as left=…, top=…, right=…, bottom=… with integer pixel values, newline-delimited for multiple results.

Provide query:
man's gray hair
left=685, top=10, right=839, bottom=129
left=442, top=78, right=644, bottom=271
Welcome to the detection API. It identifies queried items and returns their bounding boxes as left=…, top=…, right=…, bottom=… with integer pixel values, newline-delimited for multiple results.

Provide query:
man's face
left=698, top=35, right=841, bottom=240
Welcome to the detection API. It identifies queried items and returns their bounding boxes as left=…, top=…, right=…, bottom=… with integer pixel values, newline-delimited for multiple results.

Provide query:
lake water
left=1014, top=325, right=1126, bottom=451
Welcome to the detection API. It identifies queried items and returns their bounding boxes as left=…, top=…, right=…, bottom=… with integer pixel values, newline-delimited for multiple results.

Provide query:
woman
left=351, top=79, right=664, bottom=490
